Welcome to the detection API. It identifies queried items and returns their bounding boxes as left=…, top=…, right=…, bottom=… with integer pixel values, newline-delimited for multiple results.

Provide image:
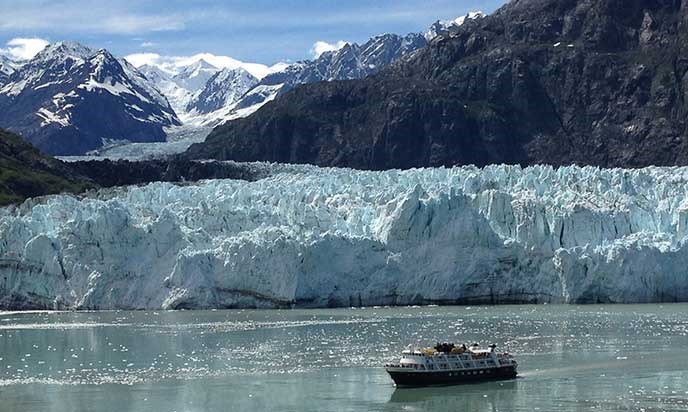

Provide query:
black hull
left=387, top=365, right=517, bottom=387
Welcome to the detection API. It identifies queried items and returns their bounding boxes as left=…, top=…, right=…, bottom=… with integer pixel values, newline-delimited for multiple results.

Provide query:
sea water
left=1, top=305, right=687, bottom=411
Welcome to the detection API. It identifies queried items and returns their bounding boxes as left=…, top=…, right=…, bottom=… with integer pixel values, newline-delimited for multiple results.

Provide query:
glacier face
left=1, top=164, right=688, bottom=310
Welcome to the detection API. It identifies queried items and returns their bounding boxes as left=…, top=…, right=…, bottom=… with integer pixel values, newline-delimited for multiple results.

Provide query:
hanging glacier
left=1, top=164, right=688, bottom=310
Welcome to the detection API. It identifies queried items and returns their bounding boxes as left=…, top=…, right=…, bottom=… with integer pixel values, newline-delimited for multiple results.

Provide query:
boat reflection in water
left=389, top=380, right=519, bottom=410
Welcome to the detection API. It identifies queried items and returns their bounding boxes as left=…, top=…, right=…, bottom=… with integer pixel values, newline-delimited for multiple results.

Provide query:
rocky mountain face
left=187, top=0, right=688, bottom=169
left=0, top=56, right=16, bottom=86
left=0, top=42, right=180, bottom=156
left=209, top=32, right=432, bottom=125
left=186, top=67, right=259, bottom=114
left=268, top=33, right=427, bottom=86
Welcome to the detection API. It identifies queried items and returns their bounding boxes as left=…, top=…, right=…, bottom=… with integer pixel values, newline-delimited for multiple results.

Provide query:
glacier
left=1, top=164, right=688, bottom=310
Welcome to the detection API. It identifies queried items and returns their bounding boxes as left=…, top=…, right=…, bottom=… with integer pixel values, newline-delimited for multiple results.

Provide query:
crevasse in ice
left=1, top=164, right=688, bottom=309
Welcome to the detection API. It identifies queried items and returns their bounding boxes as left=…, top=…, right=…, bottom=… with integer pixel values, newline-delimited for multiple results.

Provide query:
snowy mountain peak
left=425, top=11, right=485, bottom=40
left=186, top=67, right=259, bottom=114
left=454, top=11, right=485, bottom=25
left=172, top=58, right=220, bottom=94
left=189, top=19, right=439, bottom=127
left=34, top=41, right=94, bottom=63
left=177, top=58, right=218, bottom=78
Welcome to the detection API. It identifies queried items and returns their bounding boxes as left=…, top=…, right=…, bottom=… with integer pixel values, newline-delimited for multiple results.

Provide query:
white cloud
left=0, top=3, right=185, bottom=35
left=140, top=41, right=157, bottom=48
left=310, top=40, right=347, bottom=58
left=0, top=37, right=49, bottom=60
left=102, top=15, right=185, bottom=34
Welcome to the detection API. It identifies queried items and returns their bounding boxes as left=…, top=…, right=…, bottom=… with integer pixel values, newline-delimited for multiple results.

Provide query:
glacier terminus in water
left=1, top=164, right=688, bottom=310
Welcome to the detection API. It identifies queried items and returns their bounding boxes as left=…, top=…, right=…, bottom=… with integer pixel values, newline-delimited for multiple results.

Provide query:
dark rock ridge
left=0, top=41, right=180, bottom=156
left=69, top=158, right=262, bottom=188
left=187, top=0, right=688, bottom=169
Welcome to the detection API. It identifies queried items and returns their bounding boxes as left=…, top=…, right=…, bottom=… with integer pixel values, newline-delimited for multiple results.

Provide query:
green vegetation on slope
left=0, top=129, right=94, bottom=205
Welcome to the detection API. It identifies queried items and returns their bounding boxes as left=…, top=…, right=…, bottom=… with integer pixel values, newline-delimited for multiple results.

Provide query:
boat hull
left=387, top=365, right=517, bottom=387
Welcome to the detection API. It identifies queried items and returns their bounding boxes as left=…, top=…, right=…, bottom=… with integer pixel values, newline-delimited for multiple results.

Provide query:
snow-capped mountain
left=425, top=11, right=485, bottom=40
left=205, top=12, right=483, bottom=126
left=138, top=64, right=195, bottom=116
left=192, top=33, right=426, bottom=127
left=115, top=11, right=483, bottom=132
left=172, top=58, right=219, bottom=92
left=0, top=41, right=180, bottom=155
left=131, top=56, right=282, bottom=123
left=3, top=164, right=688, bottom=309
left=186, top=67, right=258, bottom=114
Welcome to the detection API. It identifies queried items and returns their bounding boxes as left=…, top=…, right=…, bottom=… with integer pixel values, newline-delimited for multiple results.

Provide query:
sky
left=0, top=0, right=507, bottom=66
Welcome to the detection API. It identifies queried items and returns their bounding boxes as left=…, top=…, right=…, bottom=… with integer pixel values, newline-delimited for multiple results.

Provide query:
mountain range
left=187, top=0, right=688, bottom=169
left=135, top=15, right=480, bottom=128
left=0, top=14, right=476, bottom=156
left=0, top=42, right=180, bottom=155
left=190, top=16, right=486, bottom=127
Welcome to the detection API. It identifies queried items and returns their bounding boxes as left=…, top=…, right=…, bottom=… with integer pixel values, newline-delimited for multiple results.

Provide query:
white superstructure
left=385, top=343, right=517, bottom=373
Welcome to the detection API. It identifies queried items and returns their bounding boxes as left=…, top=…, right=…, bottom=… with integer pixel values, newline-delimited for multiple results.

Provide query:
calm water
left=1, top=305, right=687, bottom=412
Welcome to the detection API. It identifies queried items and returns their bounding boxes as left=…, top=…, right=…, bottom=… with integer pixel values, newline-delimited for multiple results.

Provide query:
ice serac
left=2, top=164, right=688, bottom=310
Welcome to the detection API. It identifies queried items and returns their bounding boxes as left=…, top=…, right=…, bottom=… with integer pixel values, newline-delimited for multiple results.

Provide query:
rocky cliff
left=187, top=0, right=688, bottom=169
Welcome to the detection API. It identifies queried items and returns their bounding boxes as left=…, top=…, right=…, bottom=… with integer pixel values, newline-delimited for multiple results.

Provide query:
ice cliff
left=1, top=164, right=688, bottom=310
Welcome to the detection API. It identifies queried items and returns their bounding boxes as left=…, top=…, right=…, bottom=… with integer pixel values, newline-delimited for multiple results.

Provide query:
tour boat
left=384, top=342, right=517, bottom=387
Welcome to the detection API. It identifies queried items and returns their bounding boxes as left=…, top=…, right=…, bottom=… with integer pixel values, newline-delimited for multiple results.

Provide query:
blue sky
left=0, top=0, right=507, bottom=65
